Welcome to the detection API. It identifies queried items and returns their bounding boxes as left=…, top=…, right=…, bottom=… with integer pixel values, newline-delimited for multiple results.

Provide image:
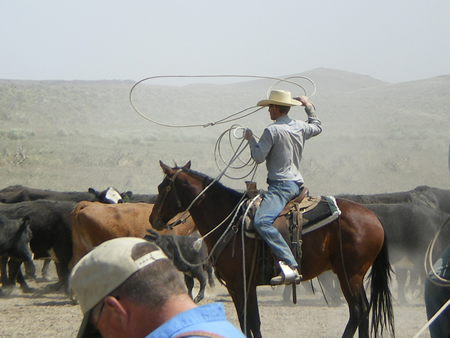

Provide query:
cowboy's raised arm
left=294, top=95, right=322, bottom=137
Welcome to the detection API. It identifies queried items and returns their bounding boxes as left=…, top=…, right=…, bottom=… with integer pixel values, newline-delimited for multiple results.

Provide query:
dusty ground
left=0, top=261, right=431, bottom=338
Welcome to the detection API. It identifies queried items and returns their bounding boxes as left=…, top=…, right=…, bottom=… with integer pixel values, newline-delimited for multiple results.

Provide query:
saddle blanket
left=300, top=196, right=341, bottom=234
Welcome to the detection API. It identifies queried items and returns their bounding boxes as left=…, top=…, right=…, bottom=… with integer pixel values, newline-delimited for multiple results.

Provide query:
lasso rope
left=129, top=74, right=316, bottom=128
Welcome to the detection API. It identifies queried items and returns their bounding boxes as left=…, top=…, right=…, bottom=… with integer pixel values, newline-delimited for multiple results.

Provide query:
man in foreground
left=70, top=237, right=245, bottom=338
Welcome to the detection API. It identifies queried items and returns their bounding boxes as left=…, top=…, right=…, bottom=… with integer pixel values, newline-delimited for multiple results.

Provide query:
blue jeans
left=424, top=244, right=450, bottom=338
left=253, top=180, right=300, bottom=268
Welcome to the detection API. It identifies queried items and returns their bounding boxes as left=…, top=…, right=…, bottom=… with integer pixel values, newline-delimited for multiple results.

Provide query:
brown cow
left=69, top=201, right=195, bottom=271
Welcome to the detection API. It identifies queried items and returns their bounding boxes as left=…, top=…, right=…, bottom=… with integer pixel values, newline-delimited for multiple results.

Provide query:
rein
left=165, top=168, right=249, bottom=267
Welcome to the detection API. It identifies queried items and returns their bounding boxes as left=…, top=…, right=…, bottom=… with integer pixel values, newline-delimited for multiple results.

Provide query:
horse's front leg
left=228, top=284, right=262, bottom=338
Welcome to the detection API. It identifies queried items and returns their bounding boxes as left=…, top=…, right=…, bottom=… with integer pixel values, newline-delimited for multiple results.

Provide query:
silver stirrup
left=270, top=261, right=297, bottom=285
left=279, top=261, right=296, bottom=281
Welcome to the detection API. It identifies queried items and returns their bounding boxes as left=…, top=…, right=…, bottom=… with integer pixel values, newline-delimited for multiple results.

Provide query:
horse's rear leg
left=339, top=275, right=369, bottom=338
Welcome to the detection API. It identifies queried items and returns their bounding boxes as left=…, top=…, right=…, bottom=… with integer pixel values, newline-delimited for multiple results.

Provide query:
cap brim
left=256, top=99, right=302, bottom=107
left=77, top=309, right=101, bottom=338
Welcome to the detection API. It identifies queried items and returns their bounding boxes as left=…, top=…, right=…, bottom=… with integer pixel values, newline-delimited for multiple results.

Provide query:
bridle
left=156, top=167, right=221, bottom=230
left=156, top=168, right=184, bottom=226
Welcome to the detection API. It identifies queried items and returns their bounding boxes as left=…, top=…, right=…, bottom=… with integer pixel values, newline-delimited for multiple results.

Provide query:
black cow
left=308, top=201, right=450, bottom=305
left=0, top=186, right=129, bottom=283
left=413, top=185, right=450, bottom=214
left=123, top=192, right=158, bottom=204
left=0, top=200, right=75, bottom=293
left=144, top=229, right=214, bottom=303
left=338, top=185, right=450, bottom=214
left=364, top=203, right=450, bottom=303
left=0, top=185, right=124, bottom=204
left=0, top=215, right=32, bottom=295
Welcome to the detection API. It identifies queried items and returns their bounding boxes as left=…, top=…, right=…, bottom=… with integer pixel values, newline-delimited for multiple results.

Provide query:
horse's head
left=149, top=160, right=192, bottom=230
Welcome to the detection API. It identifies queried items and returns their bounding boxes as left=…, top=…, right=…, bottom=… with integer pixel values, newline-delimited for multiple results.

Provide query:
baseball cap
left=69, top=237, right=169, bottom=338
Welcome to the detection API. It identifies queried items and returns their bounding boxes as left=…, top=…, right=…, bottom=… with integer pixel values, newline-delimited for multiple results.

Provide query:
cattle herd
left=0, top=183, right=449, bottom=327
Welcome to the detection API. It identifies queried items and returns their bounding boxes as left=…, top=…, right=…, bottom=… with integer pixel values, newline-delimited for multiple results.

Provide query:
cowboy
left=244, top=89, right=322, bottom=285
left=70, top=237, right=245, bottom=338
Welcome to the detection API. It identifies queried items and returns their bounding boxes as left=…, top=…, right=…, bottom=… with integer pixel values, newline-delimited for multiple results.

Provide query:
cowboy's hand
left=244, top=129, right=253, bottom=140
left=293, top=95, right=312, bottom=107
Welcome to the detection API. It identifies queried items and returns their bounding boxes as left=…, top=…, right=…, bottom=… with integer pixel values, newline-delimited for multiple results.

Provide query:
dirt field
left=0, top=261, right=431, bottom=338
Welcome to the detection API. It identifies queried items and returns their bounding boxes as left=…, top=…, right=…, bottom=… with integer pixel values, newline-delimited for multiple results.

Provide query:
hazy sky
left=1, top=1, right=450, bottom=84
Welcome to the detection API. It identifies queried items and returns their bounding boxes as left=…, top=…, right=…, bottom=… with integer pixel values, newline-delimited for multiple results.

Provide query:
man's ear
left=104, top=296, right=128, bottom=330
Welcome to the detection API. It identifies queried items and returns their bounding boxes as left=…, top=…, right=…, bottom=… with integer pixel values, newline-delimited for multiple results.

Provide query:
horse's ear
left=183, top=161, right=191, bottom=169
left=160, top=160, right=172, bottom=175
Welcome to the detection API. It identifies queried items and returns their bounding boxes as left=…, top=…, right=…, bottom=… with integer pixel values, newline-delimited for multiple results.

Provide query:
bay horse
left=150, top=161, right=395, bottom=338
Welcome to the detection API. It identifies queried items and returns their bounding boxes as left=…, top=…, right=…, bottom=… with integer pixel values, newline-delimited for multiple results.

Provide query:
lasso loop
left=129, top=74, right=316, bottom=128
left=266, top=75, right=316, bottom=98
left=214, top=124, right=258, bottom=180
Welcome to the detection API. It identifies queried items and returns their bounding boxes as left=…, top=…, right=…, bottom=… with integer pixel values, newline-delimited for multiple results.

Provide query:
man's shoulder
left=268, top=118, right=306, bottom=131
left=148, top=303, right=245, bottom=338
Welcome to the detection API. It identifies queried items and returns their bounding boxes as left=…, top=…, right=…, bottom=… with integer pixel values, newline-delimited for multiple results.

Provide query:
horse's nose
left=151, top=217, right=167, bottom=230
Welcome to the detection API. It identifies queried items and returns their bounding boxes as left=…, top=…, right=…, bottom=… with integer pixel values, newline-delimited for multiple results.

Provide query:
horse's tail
left=369, top=232, right=395, bottom=337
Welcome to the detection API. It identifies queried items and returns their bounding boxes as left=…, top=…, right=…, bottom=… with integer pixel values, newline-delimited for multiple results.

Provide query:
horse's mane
left=181, top=167, right=244, bottom=204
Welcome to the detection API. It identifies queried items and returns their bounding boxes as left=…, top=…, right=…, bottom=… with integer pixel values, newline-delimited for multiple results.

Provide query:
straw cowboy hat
left=257, top=90, right=302, bottom=107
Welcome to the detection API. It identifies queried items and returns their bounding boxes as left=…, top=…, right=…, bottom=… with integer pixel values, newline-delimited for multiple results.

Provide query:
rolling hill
left=0, top=68, right=449, bottom=195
